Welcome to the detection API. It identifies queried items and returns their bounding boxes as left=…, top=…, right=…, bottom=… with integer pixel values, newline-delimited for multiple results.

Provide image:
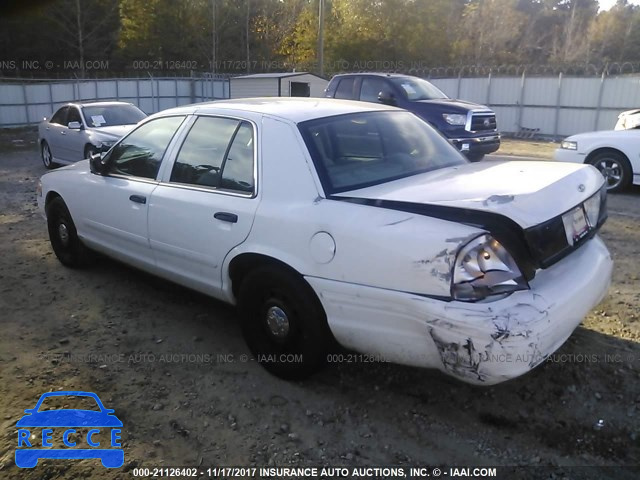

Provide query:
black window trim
left=159, top=113, right=259, bottom=199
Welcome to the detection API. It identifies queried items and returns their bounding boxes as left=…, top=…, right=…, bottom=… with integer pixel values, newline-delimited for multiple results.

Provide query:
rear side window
left=107, top=116, right=185, bottom=179
left=170, top=116, right=255, bottom=194
left=334, top=78, right=355, bottom=99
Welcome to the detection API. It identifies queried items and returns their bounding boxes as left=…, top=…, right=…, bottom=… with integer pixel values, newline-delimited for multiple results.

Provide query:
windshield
left=82, top=104, right=147, bottom=128
left=299, top=111, right=467, bottom=194
left=390, top=77, right=449, bottom=101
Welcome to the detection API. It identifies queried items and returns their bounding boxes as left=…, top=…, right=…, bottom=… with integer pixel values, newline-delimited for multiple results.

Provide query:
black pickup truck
left=325, top=73, right=500, bottom=161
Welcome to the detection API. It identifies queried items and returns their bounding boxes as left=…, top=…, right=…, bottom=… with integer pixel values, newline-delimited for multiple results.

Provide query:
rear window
left=299, top=111, right=467, bottom=194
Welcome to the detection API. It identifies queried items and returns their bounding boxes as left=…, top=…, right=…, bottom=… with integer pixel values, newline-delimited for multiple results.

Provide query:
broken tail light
left=451, top=234, right=529, bottom=302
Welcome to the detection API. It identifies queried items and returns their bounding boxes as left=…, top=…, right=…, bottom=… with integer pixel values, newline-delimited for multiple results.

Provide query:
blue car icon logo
left=15, top=391, right=123, bottom=468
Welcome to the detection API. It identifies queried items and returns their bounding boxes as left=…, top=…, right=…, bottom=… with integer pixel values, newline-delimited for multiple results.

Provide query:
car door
left=60, top=106, right=89, bottom=161
left=148, top=115, right=260, bottom=297
left=79, top=115, right=187, bottom=271
left=45, top=107, right=69, bottom=160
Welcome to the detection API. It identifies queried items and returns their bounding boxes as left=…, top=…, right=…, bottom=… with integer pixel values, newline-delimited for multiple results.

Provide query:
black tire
left=41, top=141, right=55, bottom=169
left=588, top=150, right=632, bottom=193
left=84, top=144, right=97, bottom=159
left=466, top=153, right=485, bottom=162
left=46, top=197, right=92, bottom=268
left=238, top=265, right=332, bottom=380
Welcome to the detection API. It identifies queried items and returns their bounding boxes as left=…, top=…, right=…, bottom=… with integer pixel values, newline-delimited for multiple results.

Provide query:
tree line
left=1, top=0, right=640, bottom=78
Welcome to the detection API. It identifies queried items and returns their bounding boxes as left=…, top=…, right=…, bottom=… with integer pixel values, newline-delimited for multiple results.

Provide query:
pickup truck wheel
left=466, top=153, right=485, bottom=162
left=238, top=266, right=331, bottom=380
left=588, top=151, right=632, bottom=193
left=47, top=197, right=92, bottom=268
left=41, top=141, right=56, bottom=169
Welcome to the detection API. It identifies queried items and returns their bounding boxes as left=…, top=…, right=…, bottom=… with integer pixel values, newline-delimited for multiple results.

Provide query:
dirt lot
left=0, top=133, right=638, bottom=480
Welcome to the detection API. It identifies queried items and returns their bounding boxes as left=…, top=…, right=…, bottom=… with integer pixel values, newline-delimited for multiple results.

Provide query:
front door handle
left=214, top=212, right=238, bottom=223
left=129, top=195, right=147, bottom=204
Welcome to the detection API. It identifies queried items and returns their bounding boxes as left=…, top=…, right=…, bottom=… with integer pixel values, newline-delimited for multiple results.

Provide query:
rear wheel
left=238, top=265, right=332, bottom=380
left=46, top=197, right=92, bottom=268
left=588, top=151, right=632, bottom=193
left=41, top=141, right=55, bottom=169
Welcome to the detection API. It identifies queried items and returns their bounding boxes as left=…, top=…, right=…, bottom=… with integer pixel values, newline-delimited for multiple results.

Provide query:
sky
left=598, top=0, right=640, bottom=11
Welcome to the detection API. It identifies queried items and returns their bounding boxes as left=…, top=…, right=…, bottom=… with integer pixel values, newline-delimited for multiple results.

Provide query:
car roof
left=331, top=73, right=416, bottom=80
left=150, top=98, right=400, bottom=124
left=65, top=101, right=136, bottom=108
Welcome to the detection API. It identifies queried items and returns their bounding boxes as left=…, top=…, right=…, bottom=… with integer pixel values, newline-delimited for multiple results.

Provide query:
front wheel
left=41, top=141, right=55, bottom=169
left=588, top=151, right=632, bottom=193
left=238, top=266, right=333, bottom=380
left=84, top=144, right=97, bottom=160
left=46, top=197, right=92, bottom=268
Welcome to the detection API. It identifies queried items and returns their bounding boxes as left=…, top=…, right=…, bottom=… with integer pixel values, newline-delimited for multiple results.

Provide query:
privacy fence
left=0, top=75, right=230, bottom=128
left=429, top=73, right=640, bottom=138
left=1, top=73, right=639, bottom=138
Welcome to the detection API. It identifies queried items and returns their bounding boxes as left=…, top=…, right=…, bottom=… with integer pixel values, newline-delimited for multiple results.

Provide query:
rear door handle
left=214, top=212, right=238, bottom=223
left=129, top=195, right=147, bottom=204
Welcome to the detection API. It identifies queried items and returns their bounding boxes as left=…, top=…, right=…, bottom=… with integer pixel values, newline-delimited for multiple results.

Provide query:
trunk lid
left=335, top=160, right=604, bottom=229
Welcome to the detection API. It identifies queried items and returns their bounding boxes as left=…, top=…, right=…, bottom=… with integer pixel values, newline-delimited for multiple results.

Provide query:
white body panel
left=554, top=129, right=640, bottom=186
left=38, top=98, right=613, bottom=385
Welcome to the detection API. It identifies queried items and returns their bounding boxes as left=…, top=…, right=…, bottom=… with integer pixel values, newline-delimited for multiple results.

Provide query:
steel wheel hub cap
left=265, top=305, right=290, bottom=339
left=58, top=223, right=70, bottom=246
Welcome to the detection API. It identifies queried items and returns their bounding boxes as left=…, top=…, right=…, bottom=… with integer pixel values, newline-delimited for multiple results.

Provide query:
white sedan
left=37, top=99, right=612, bottom=385
left=555, top=129, right=640, bottom=192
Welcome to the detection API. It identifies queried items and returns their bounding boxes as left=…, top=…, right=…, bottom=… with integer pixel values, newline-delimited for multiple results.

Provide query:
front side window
left=359, top=78, right=387, bottom=103
left=170, top=116, right=255, bottom=194
left=50, top=107, right=68, bottom=125
left=106, top=116, right=185, bottom=179
left=66, top=107, right=82, bottom=125
left=299, top=111, right=467, bottom=194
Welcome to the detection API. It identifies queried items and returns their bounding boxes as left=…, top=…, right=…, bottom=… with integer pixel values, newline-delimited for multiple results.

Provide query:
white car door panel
left=80, top=176, right=158, bottom=268
left=148, top=187, right=258, bottom=295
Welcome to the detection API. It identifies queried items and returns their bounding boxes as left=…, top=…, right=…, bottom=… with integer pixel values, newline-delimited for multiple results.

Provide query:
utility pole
left=317, top=0, right=325, bottom=76
left=211, top=0, right=216, bottom=74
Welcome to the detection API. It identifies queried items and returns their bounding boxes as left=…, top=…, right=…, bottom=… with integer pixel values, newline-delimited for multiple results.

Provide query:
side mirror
left=89, top=152, right=107, bottom=175
left=378, top=91, right=396, bottom=106
left=68, top=121, right=82, bottom=130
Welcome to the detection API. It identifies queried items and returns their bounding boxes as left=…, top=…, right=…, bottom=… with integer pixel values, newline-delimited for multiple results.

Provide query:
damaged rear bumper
left=306, top=235, right=612, bottom=385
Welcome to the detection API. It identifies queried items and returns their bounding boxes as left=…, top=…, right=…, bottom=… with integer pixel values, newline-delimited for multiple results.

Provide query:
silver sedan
left=38, top=101, right=147, bottom=169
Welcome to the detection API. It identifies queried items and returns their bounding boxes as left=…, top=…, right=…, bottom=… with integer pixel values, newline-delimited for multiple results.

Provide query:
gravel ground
left=0, top=133, right=638, bottom=480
